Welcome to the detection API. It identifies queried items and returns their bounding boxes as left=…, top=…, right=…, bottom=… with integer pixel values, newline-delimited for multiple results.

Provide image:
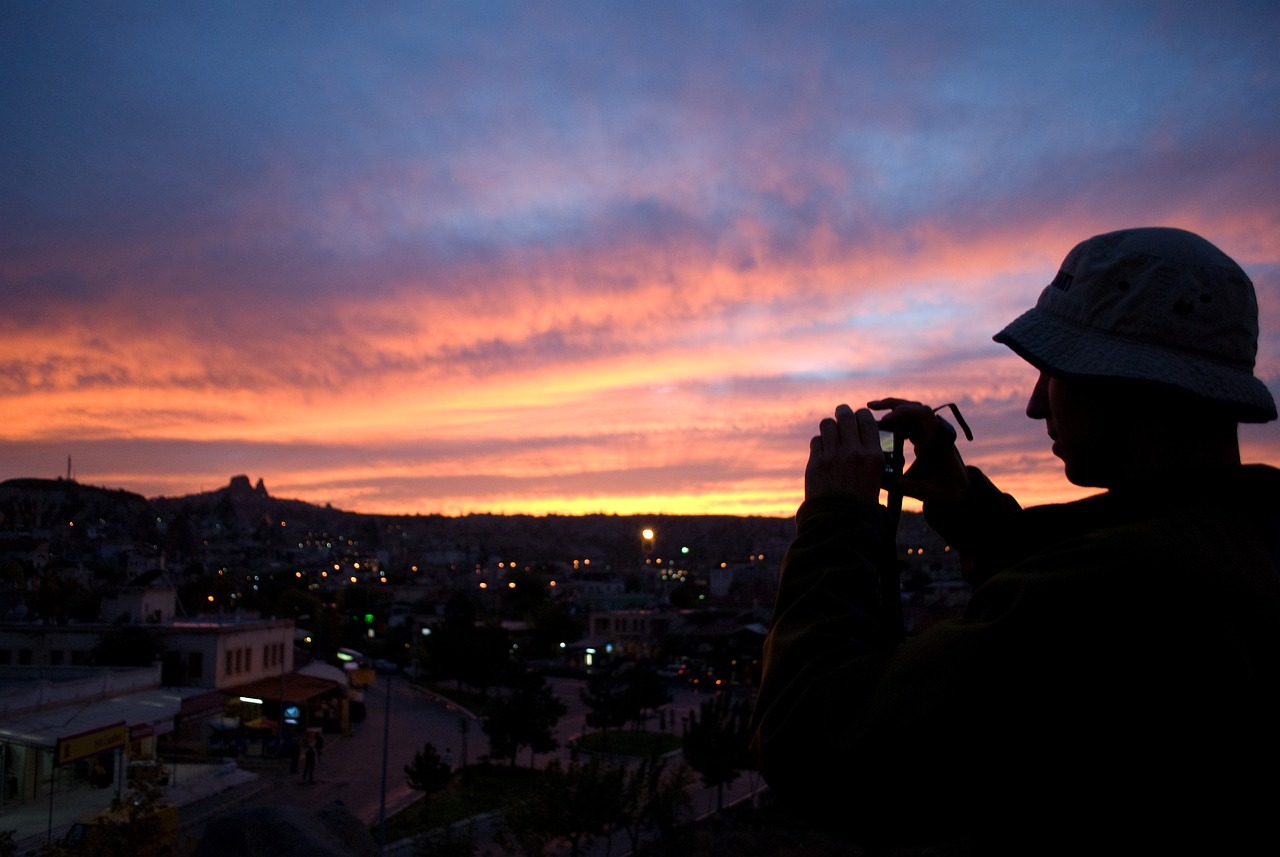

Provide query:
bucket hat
left=994, top=227, right=1277, bottom=422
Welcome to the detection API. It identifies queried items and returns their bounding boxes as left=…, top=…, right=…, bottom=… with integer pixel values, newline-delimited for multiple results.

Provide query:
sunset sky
left=3, top=1, right=1278, bottom=518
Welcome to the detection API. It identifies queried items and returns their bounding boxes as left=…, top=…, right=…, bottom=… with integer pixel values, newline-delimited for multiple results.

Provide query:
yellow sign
left=56, top=722, right=128, bottom=766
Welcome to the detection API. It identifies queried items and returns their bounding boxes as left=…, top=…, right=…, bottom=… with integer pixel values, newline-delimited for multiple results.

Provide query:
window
left=225, top=651, right=234, bottom=675
left=188, top=652, right=203, bottom=679
left=264, top=642, right=282, bottom=669
left=51, top=650, right=65, bottom=665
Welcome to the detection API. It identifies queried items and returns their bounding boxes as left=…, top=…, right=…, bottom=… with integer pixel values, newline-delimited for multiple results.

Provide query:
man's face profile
left=1026, top=372, right=1123, bottom=488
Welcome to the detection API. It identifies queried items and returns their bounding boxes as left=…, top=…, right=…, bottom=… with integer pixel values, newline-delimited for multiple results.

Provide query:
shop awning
left=225, top=672, right=340, bottom=706
left=0, top=688, right=182, bottom=751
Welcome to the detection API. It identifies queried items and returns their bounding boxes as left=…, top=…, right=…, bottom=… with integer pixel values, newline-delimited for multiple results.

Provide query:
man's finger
left=859, top=407, right=882, bottom=444
left=834, top=404, right=858, bottom=440
left=867, top=397, right=922, bottom=411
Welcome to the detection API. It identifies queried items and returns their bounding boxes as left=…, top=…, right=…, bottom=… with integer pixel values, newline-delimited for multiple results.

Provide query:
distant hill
left=1, top=474, right=800, bottom=568
left=0, top=474, right=958, bottom=579
left=0, top=476, right=155, bottom=531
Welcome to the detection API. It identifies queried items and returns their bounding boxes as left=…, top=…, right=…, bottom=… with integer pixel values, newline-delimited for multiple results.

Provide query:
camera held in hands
left=874, top=402, right=973, bottom=490
left=879, top=426, right=905, bottom=486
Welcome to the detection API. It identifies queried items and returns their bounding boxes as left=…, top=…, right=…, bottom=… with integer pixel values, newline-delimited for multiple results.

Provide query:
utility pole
left=379, top=673, right=391, bottom=852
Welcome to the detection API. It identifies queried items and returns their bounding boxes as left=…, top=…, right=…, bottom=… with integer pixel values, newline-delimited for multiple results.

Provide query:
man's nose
left=1026, top=372, right=1050, bottom=419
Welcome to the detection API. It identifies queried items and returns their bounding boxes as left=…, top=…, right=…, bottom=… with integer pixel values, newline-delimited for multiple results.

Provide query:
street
left=180, top=672, right=766, bottom=854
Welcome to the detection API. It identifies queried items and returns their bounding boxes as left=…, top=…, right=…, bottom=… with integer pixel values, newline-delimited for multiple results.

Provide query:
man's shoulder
left=1010, top=465, right=1280, bottom=571
left=1236, top=462, right=1280, bottom=490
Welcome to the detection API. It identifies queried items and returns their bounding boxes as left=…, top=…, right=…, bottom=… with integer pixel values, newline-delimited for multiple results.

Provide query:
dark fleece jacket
left=751, top=465, right=1280, bottom=855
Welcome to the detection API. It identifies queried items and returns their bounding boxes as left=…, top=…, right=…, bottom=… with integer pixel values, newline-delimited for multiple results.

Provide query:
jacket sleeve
left=749, top=496, right=920, bottom=837
left=922, top=466, right=1022, bottom=586
left=750, top=489, right=1026, bottom=843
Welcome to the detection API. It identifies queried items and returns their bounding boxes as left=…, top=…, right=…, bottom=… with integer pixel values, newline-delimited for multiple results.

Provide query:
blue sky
left=2, top=1, right=1278, bottom=515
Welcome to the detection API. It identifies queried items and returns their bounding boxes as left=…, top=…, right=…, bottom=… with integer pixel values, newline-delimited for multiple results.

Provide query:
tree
left=528, top=601, right=583, bottom=661
left=494, top=752, right=627, bottom=857
left=457, top=625, right=514, bottom=693
left=91, top=625, right=161, bottom=666
left=682, top=689, right=754, bottom=811
left=64, top=770, right=181, bottom=857
left=620, top=662, right=672, bottom=731
left=429, top=594, right=513, bottom=693
left=412, top=822, right=480, bottom=857
left=404, top=741, right=453, bottom=828
left=617, top=753, right=695, bottom=855
left=271, top=587, right=323, bottom=623
left=482, top=672, right=567, bottom=767
left=579, top=666, right=630, bottom=748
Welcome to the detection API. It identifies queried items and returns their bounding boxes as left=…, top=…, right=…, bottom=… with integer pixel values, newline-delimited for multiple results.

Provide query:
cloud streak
left=3, top=1, right=1279, bottom=517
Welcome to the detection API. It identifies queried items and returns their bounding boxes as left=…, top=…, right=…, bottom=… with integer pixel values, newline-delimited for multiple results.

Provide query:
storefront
left=216, top=671, right=345, bottom=757
left=0, top=684, right=180, bottom=807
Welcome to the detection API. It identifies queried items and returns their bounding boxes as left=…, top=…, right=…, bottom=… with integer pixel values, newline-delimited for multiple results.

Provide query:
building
left=0, top=606, right=350, bottom=800
left=0, top=664, right=204, bottom=808
left=0, top=609, right=295, bottom=690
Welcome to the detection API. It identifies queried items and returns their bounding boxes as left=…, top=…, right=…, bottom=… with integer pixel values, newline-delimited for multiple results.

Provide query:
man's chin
left=1062, top=463, right=1110, bottom=489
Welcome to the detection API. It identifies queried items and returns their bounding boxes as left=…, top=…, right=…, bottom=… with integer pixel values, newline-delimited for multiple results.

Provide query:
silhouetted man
left=751, top=228, right=1280, bottom=854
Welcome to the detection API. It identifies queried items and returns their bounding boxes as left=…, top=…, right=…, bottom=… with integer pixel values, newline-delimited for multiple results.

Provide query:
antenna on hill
left=67, top=455, right=72, bottom=481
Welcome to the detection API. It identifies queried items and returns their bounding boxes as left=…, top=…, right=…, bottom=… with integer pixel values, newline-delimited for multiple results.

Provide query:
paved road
left=181, top=673, right=766, bottom=855
left=4, top=673, right=763, bottom=856
left=182, top=674, right=488, bottom=843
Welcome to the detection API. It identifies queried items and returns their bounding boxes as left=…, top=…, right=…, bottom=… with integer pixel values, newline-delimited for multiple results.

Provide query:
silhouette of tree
left=431, top=593, right=512, bottom=693
left=482, top=672, right=567, bottom=767
left=495, top=752, right=626, bottom=857
left=619, top=661, right=672, bottom=731
left=528, top=601, right=583, bottom=661
left=617, top=752, right=695, bottom=855
left=91, top=625, right=161, bottom=666
left=682, top=689, right=754, bottom=811
left=65, top=767, right=179, bottom=857
left=404, top=741, right=453, bottom=827
left=579, top=666, right=630, bottom=748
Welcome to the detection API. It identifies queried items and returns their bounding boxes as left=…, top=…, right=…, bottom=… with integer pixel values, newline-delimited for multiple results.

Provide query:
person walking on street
left=301, top=742, right=316, bottom=783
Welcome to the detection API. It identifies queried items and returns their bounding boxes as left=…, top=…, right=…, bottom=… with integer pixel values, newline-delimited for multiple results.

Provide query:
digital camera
left=879, top=427, right=905, bottom=485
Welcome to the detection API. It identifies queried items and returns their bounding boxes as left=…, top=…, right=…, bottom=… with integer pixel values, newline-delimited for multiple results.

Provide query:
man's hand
left=868, top=397, right=970, bottom=503
left=868, top=398, right=941, bottom=446
left=805, top=404, right=884, bottom=504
